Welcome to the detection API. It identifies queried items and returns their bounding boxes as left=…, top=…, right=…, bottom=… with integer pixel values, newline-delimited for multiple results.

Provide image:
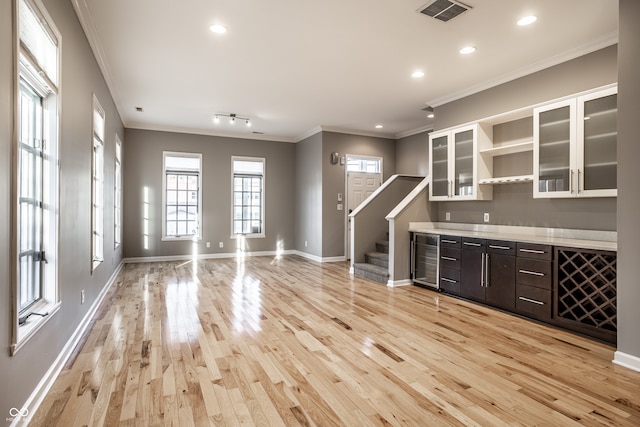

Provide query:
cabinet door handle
left=441, top=256, right=457, bottom=261
left=440, top=277, right=457, bottom=284
left=570, top=169, right=574, bottom=194
left=484, top=253, right=490, bottom=287
left=441, top=239, right=458, bottom=244
left=480, top=253, right=485, bottom=287
left=518, top=296, right=545, bottom=305
left=577, top=169, right=581, bottom=194
left=519, top=248, right=545, bottom=255
left=489, top=245, right=511, bottom=250
left=519, top=269, right=545, bottom=277
left=463, top=242, right=482, bottom=247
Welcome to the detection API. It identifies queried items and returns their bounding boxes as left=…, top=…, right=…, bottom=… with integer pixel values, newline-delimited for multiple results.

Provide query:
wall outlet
left=445, top=212, right=451, bottom=221
left=305, top=240, right=308, bottom=247
left=81, top=289, right=85, bottom=304
left=337, top=203, right=343, bottom=211
left=484, top=212, right=490, bottom=223
left=206, top=241, right=211, bottom=248
left=219, top=242, right=224, bottom=248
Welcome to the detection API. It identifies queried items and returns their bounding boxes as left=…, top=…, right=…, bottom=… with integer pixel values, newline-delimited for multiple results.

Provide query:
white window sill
left=161, top=236, right=202, bottom=242
left=231, top=233, right=266, bottom=239
left=12, top=301, right=61, bottom=356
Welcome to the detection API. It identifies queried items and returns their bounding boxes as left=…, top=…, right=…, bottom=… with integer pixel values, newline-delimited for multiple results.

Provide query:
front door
left=346, top=172, right=381, bottom=259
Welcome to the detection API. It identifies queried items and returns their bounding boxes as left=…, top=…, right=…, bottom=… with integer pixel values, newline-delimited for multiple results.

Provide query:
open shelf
left=479, top=175, right=534, bottom=185
left=479, top=140, right=533, bottom=157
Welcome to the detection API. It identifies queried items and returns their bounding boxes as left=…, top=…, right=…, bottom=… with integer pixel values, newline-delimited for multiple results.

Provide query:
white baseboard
left=12, top=261, right=124, bottom=427
left=613, top=351, right=640, bottom=373
left=387, top=279, right=412, bottom=287
left=124, top=250, right=296, bottom=264
left=293, top=251, right=346, bottom=263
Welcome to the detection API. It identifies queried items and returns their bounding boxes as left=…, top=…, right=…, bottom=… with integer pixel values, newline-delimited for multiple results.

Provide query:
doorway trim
left=344, top=154, right=383, bottom=260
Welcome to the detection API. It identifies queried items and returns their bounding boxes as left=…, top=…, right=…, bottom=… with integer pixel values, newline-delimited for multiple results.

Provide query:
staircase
left=353, top=239, right=389, bottom=284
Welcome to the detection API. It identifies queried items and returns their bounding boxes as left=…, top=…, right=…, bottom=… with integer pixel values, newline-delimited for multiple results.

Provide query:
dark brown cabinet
left=439, top=236, right=461, bottom=294
left=515, top=243, right=553, bottom=321
left=459, top=238, right=516, bottom=310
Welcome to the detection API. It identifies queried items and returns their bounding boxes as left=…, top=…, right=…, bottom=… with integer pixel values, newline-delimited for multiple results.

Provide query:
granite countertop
left=408, top=222, right=617, bottom=252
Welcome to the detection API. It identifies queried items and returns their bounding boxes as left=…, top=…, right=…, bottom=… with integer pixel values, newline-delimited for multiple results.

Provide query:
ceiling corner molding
left=427, top=31, right=619, bottom=108
left=71, top=0, right=125, bottom=122
left=126, top=123, right=297, bottom=143
left=318, top=126, right=395, bottom=140
left=295, top=126, right=323, bottom=142
left=395, top=125, right=434, bottom=140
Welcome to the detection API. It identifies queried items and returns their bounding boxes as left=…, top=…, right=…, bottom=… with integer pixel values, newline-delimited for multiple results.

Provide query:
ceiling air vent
left=418, top=0, right=471, bottom=22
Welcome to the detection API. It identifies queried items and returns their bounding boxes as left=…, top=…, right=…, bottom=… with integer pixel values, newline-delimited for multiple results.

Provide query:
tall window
left=14, top=0, right=61, bottom=353
left=162, top=152, right=202, bottom=240
left=92, top=96, right=105, bottom=270
left=114, top=135, right=122, bottom=248
left=232, top=157, right=265, bottom=237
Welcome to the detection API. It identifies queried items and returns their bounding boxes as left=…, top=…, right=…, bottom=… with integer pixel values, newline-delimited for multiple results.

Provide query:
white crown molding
left=395, top=124, right=433, bottom=139
left=427, top=31, right=619, bottom=108
left=126, top=123, right=297, bottom=143
left=71, top=0, right=125, bottom=122
left=319, top=125, right=395, bottom=140
left=295, top=126, right=323, bottom=142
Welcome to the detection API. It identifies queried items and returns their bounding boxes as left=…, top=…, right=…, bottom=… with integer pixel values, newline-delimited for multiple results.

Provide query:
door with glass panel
left=453, top=127, right=475, bottom=197
left=429, top=132, right=450, bottom=200
left=534, top=99, right=575, bottom=198
left=577, top=87, right=617, bottom=197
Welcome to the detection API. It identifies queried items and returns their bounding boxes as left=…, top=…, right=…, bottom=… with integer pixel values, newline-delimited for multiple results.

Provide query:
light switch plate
left=337, top=204, right=343, bottom=211
left=445, top=212, right=451, bottom=221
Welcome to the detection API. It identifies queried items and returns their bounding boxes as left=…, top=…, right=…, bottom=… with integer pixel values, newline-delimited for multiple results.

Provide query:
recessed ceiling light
left=375, top=124, right=384, bottom=129
left=210, top=24, right=228, bottom=34
left=427, top=113, right=435, bottom=119
left=412, top=70, right=425, bottom=78
left=517, top=15, right=537, bottom=26
left=459, top=46, right=476, bottom=55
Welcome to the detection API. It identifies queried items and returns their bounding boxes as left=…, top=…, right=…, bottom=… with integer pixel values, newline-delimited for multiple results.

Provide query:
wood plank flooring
left=30, top=255, right=640, bottom=426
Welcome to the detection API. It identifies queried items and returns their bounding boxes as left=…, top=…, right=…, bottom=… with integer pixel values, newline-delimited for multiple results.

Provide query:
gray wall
left=1, top=0, right=124, bottom=416
left=123, top=129, right=296, bottom=258
left=322, top=131, right=396, bottom=257
left=434, top=46, right=618, bottom=231
left=617, top=0, right=640, bottom=361
left=395, top=131, right=430, bottom=176
left=435, top=45, right=618, bottom=130
left=295, top=132, right=323, bottom=257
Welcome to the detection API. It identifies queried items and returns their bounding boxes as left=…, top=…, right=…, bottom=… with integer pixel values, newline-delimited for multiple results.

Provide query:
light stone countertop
left=408, top=222, right=617, bottom=252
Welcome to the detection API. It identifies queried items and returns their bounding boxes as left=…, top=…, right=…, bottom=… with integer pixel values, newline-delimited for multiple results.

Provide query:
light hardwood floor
left=30, top=255, right=640, bottom=426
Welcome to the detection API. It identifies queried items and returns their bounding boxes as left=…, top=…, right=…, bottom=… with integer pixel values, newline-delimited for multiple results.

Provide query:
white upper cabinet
left=534, top=86, right=617, bottom=198
left=429, top=123, right=492, bottom=201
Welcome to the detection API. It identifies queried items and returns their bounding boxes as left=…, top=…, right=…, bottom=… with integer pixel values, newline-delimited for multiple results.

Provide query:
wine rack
left=554, top=247, right=617, bottom=343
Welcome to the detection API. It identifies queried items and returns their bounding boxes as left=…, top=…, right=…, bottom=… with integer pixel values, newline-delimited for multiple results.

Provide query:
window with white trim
left=162, top=152, right=202, bottom=240
left=114, top=134, right=122, bottom=248
left=13, top=0, right=61, bottom=354
left=232, top=157, right=265, bottom=237
left=92, top=96, right=105, bottom=270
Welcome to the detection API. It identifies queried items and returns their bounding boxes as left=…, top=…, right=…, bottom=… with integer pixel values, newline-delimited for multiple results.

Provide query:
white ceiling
left=73, top=0, right=618, bottom=142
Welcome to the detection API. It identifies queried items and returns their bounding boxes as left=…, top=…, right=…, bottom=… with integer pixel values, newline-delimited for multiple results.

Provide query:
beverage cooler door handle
left=410, top=242, right=415, bottom=277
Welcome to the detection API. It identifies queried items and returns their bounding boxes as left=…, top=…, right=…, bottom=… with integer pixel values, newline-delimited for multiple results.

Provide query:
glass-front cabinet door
left=534, top=86, right=617, bottom=199
left=577, top=87, right=617, bottom=197
left=534, top=99, right=575, bottom=198
left=453, top=127, right=475, bottom=197
left=429, top=132, right=450, bottom=200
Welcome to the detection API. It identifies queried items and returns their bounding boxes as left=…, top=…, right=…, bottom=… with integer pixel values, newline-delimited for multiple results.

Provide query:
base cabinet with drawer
left=515, top=242, right=553, bottom=321
left=421, top=233, right=617, bottom=344
left=439, top=236, right=462, bottom=294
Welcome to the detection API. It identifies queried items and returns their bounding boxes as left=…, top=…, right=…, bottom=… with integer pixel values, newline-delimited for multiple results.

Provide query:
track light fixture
left=213, top=113, right=251, bottom=127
